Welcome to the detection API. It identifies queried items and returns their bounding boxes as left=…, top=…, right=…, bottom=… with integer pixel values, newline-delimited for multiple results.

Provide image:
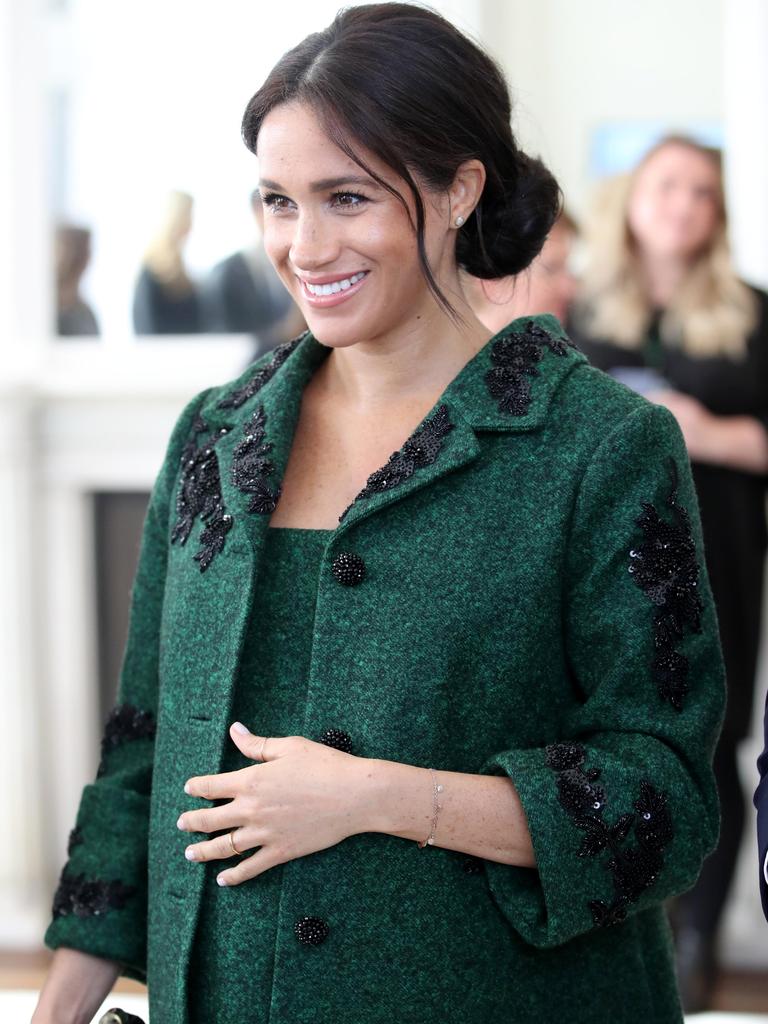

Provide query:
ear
left=448, top=159, right=486, bottom=227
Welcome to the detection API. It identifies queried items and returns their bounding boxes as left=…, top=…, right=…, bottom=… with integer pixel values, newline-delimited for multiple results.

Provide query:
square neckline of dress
left=266, top=525, right=334, bottom=533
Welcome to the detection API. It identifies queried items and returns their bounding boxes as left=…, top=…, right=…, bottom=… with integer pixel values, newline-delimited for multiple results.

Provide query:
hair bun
left=458, top=150, right=562, bottom=279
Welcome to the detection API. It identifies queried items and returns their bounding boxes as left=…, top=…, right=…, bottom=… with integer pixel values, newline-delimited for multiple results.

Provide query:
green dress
left=187, top=526, right=332, bottom=1021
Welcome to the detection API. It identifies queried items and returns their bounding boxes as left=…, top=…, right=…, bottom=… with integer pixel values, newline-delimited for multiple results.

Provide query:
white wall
left=49, top=0, right=483, bottom=341
left=482, top=0, right=724, bottom=220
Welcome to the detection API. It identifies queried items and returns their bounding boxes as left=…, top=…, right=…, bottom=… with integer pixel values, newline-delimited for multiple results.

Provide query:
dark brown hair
left=242, top=2, right=562, bottom=318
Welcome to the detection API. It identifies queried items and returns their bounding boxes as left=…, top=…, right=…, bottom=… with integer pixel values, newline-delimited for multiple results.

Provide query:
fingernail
left=184, top=782, right=192, bottom=794
left=176, top=815, right=185, bottom=830
left=185, top=847, right=197, bottom=860
left=232, top=721, right=250, bottom=735
left=217, top=875, right=228, bottom=886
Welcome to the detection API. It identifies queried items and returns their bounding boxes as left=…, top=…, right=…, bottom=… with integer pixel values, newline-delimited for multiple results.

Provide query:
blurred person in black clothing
left=55, top=223, right=100, bottom=336
left=201, top=189, right=304, bottom=359
left=568, top=134, right=768, bottom=1013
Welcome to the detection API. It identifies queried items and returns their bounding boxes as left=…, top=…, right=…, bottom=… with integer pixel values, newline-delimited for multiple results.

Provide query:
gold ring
left=228, top=829, right=241, bottom=856
left=259, top=737, right=268, bottom=762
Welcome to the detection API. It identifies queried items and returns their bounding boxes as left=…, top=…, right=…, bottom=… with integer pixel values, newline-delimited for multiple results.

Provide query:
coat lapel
left=195, top=313, right=585, bottom=551
left=199, top=334, right=330, bottom=565
left=334, top=313, right=586, bottom=537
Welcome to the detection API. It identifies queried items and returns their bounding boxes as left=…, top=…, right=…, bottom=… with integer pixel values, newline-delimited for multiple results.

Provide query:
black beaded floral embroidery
left=171, top=416, right=234, bottom=572
left=100, top=704, right=156, bottom=753
left=51, top=869, right=137, bottom=919
left=216, top=335, right=303, bottom=411
left=338, top=404, right=454, bottom=522
left=230, top=405, right=281, bottom=515
left=547, top=741, right=606, bottom=819
left=96, top=704, right=156, bottom=778
left=546, top=742, right=673, bottom=927
left=485, top=320, right=577, bottom=416
left=628, top=457, right=703, bottom=711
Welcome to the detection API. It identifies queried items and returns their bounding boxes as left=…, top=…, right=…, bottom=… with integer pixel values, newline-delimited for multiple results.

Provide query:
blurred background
left=2, top=0, right=768, bottom=1018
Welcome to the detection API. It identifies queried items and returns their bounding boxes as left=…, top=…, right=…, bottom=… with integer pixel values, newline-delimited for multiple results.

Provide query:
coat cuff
left=43, top=784, right=149, bottom=983
left=478, top=739, right=697, bottom=950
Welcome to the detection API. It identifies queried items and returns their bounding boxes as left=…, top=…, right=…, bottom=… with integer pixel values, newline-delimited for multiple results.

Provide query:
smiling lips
left=298, top=270, right=369, bottom=308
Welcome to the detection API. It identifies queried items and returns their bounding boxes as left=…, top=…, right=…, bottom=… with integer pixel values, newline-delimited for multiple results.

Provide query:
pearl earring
left=454, top=215, right=465, bottom=227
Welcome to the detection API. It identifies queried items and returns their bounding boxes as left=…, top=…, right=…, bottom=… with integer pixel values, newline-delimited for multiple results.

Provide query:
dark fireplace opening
left=92, top=491, right=150, bottom=725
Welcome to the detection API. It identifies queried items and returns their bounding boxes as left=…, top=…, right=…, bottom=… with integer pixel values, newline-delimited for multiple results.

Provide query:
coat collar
left=187, top=313, right=585, bottom=553
left=202, top=311, right=585, bottom=435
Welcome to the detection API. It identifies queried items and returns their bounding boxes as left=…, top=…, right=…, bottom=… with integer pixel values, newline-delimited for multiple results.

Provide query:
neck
left=468, top=274, right=535, bottom=334
left=314, top=279, right=492, bottom=411
left=638, top=251, right=689, bottom=307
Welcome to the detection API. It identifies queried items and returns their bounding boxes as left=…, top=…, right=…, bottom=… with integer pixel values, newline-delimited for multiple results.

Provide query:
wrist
left=355, top=758, right=435, bottom=839
left=32, top=995, right=88, bottom=1024
left=350, top=757, right=392, bottom=835
left=701, top=413, right=730, bottom=464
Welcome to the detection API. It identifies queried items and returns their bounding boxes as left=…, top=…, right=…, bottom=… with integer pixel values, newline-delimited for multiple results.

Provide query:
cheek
left=364, top=212, right=420, bottom=265
left=628, top=192, right=670, bottom=242
left=692, top=202, right=718, bottom=238
left=263, top=223, right=293, bottom=275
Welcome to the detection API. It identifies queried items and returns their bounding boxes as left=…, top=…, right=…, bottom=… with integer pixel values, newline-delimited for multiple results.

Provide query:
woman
left=569, top=135, right=768, bottom=1011
left=132, top=190, right=202, bottom=335
left=35, top=8, right=724, bottom=1023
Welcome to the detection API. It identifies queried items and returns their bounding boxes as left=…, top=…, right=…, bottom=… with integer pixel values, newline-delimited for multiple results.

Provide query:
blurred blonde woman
left=132, top=190, right=202, bottom=334
left=570, top=134, right=768, bottom=1013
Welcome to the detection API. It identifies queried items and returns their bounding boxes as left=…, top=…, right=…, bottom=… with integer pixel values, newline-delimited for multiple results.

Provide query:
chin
left=302, top=316, right=366, bottom=349
left=303, top=307, right=388, bottom=349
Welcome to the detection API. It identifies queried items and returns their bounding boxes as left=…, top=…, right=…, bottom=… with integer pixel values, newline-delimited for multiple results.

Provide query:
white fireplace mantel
left=0, top=336, right=252, bottom=947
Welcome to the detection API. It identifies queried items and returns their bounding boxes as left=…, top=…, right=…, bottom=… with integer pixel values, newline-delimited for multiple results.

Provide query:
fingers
left=184, top=728, right=288, bottom=797
left=184, top=767, right=247, bottom=800
left=183, top=826, right=264, bottom=866
left=216, top=844, right=289, bottom=887
left=177, top=802, right=242, bottom=836
left=229, top=724, right=281, bottom=762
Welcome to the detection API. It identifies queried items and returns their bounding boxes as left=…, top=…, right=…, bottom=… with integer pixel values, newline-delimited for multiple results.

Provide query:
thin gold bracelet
left=417, top=767, right=444, bottom=848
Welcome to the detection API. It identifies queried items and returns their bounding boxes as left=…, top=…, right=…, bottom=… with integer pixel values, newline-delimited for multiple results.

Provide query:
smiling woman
left=34, top=5, right=725, bottom=1024
left=242, top=1, right=560, bottom=339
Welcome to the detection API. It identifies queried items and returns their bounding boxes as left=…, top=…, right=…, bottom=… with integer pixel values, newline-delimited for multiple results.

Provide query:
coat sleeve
left=478, top=401, right=725, bottom=949
left=43, top=386, right=213, bottom=982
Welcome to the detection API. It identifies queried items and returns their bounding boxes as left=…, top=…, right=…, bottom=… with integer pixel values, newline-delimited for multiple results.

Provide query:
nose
left=289, top=210, right=340, bottom=272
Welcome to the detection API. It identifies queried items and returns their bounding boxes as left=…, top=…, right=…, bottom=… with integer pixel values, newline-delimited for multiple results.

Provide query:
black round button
left=294, top=915, right=330, bottom=946
left=318, top=728, right=353, bottom=754
left=331, top=552, right=366, bottom=586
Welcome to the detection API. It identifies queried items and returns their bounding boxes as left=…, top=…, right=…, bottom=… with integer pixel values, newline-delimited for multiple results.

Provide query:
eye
left=260, top=191, right=295, bottom=214
left=331, top=191, right=368, bottom=209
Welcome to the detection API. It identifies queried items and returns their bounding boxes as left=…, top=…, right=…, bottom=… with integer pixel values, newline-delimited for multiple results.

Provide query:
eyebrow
left=258, top=175, right=381, bottom=193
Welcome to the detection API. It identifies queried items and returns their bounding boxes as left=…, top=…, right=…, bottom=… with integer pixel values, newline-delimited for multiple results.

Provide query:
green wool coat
left=45, top=314, right=725, bottom=1023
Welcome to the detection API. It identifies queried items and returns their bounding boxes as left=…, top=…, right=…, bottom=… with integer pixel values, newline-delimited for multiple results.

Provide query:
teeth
left=305, top=271, right=366, bottom=296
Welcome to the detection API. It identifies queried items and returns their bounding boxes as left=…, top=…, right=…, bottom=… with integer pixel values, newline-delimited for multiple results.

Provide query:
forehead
left=256, top=100, right=382, bottom=184
left=638, top=144, right=719, bottom=184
